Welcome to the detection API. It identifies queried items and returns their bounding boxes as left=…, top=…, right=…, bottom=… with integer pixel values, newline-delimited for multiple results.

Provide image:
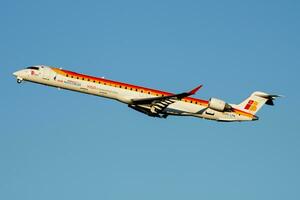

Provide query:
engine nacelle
left=208, top=98, right=232, bottom=112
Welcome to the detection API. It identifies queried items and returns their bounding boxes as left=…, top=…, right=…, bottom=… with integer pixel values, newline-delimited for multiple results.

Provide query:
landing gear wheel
left=17, top=79, right=23, bottom=84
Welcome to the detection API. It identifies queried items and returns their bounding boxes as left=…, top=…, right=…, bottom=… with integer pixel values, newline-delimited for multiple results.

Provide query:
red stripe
left=60, top=69, right=209, bottom=105
left=60, top=68, right=255, bottom=117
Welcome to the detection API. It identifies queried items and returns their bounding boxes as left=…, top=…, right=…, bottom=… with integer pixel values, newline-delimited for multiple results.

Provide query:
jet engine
left=208, top=98, right=232, bottom=112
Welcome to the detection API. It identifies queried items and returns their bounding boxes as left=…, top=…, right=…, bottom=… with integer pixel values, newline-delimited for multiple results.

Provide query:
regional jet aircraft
left=13, top=65, right=281, bottom=122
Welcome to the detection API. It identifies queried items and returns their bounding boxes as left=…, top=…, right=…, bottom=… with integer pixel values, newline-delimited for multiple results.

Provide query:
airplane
left=13, top=65, right=281, bottom=122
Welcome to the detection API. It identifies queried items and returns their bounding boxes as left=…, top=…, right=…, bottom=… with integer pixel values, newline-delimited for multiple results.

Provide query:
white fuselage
left=13, top=66, right=255, bottom=122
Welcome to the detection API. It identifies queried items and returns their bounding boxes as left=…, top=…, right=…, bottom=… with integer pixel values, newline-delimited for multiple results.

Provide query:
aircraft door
left=41, top=67, right=53, bottom=81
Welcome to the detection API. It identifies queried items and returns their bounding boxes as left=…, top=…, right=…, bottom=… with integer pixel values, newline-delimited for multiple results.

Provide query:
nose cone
left=13, top=71, right=20, bottom=77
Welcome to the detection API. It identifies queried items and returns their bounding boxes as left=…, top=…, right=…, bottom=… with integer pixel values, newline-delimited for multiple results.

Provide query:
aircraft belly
left=166, top=101, right=205, bottom=115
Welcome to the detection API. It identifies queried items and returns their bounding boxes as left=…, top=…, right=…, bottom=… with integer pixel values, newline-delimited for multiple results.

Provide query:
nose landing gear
left=17, top=78, right=23, bottom=84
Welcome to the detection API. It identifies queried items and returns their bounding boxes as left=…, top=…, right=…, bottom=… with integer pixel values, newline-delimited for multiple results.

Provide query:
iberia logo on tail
left=244, top=100, right=258, bottom=111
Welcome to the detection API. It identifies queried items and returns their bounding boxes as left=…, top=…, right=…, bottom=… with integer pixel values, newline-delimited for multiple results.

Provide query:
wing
left=129, top=85, right=202, bottom=117
left=131, top=85, right=202, bottom=105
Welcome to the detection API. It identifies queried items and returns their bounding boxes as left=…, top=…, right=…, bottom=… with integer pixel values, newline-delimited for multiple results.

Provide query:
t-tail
left=237, top=91, right=282, bottom=115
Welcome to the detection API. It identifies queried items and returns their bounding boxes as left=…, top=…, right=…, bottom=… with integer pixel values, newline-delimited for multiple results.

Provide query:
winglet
left=188, top=85, right=203, bottom=95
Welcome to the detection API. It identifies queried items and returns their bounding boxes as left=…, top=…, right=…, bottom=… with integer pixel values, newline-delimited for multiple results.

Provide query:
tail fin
left=237, top=91, right=282, bottom=115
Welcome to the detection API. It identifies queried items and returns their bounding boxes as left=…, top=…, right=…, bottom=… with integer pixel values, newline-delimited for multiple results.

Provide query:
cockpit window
left=27, top=66, right=39, bottom=70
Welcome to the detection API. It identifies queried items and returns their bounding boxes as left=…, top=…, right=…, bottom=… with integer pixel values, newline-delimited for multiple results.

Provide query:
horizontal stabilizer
left=254, top=92, right=283, bottom=106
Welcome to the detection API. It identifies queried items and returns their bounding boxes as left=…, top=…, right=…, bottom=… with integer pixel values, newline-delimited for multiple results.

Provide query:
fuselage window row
left=63, top=73, right=201, bottom=104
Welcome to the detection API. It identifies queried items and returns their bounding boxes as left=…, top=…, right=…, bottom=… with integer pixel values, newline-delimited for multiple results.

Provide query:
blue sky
left=1, top=0, right=299, bottom=199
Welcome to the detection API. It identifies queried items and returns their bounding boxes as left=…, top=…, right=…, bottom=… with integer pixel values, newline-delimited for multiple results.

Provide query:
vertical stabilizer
left=237, top=91, right=281, bottom=115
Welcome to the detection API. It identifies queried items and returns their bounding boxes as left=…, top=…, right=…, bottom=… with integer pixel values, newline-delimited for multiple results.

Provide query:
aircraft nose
left=13, top=70, right=21, bottom=77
